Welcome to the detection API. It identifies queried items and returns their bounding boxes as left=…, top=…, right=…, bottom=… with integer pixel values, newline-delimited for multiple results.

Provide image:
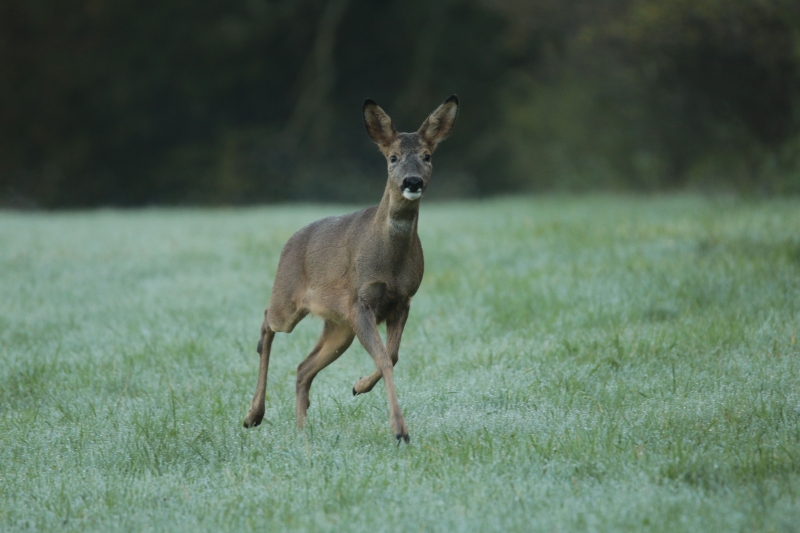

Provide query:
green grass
left=1, top=195, right=799, bottom=532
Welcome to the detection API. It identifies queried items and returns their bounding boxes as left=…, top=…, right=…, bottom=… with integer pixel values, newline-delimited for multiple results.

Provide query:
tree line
left=1, top=0, right=799, bottom=207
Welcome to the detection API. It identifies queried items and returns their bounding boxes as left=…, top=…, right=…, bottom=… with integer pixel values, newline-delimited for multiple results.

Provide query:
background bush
left=2, top=0, right=799, bottom=207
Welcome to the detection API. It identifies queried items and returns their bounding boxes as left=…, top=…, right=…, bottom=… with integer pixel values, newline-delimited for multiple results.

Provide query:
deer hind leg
left=244, top=312, right=275, bottom=428
left=353, top=302, right=409, bottom=396
left=296, top=320, right=355, bottom=427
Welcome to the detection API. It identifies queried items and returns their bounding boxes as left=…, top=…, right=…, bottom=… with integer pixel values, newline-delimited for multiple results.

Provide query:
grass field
left=1, top=195, right=799, bottom=532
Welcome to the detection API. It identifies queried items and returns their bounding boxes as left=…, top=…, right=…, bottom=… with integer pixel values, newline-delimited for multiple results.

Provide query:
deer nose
left=402, top=177, right=423, bottom=192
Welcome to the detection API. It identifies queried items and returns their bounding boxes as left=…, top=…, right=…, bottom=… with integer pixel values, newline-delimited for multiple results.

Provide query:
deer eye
left=423, top=154, right=431, bottom=162
left=389, top=155, right=398, bottom=163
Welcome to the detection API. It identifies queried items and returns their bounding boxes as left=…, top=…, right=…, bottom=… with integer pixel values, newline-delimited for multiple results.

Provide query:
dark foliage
left=1, top=0, right=799, bottom=207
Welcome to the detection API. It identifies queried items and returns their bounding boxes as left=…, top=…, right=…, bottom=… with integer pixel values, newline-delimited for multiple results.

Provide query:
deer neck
left=375, top=180, right=419, bottom=240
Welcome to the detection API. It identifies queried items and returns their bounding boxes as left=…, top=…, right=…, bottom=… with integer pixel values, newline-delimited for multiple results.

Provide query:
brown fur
left=243, top=95, right=459, bottom=442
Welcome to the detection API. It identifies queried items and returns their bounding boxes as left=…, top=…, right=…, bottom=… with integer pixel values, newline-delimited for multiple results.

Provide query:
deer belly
left=305, top=287, right=350, bottom=323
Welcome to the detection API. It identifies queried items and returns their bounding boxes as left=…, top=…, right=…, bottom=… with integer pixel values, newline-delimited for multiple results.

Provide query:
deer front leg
left=352, top=302, right=409, bottom=443
left=296, top=321, right=354, bottom=427
left=353, top=301, right=409, bottom=395
left=243, top=314, right=275, bottom=428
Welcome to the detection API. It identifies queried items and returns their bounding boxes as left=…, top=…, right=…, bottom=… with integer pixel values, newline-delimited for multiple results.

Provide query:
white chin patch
left=402, top=190, right=422, bottom=201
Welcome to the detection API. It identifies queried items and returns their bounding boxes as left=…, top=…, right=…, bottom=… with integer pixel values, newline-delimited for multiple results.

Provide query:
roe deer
left=243, top=95, right=459, bottom=443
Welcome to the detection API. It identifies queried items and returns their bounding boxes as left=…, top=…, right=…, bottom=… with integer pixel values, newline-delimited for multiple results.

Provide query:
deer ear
left=363, top=99, right=397, bottom=147
left=418, top=94, right=459, bottom=146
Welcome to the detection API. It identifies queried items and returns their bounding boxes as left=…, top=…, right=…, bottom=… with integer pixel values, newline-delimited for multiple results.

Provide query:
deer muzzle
left=401, top=177, right=424, bottom=200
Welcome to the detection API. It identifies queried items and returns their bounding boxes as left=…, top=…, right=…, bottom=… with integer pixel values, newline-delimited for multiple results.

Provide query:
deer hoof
left=396, top=433, right=410, bottom=445
left=243, top=409, right=263, bottom=428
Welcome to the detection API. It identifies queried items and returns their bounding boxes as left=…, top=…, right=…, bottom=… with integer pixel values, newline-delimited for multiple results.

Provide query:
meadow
left=1, top=195, right=799, bottom=532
